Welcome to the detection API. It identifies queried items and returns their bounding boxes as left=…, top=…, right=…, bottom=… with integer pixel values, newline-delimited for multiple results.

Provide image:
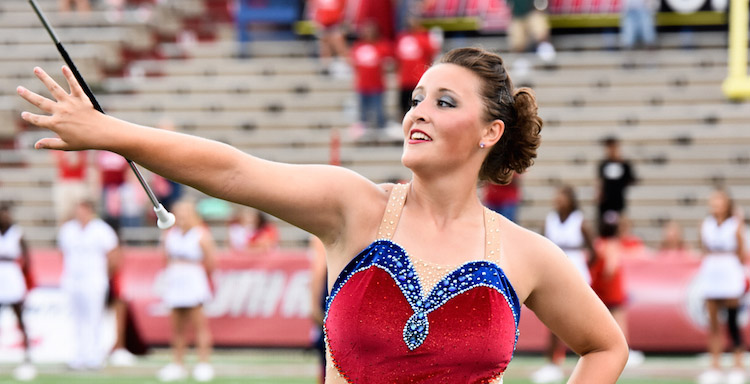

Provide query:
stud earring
left=479, top=143, right=485, bottom=149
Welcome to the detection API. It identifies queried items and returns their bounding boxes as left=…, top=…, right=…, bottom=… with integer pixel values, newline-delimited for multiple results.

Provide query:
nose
left=408, top=100, right=428, bottom=124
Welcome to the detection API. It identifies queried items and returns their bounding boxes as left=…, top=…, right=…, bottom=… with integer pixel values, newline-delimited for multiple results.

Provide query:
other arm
left=523, top=237, right=628, bottom=383
left=200, top=229, right=217, bottom=275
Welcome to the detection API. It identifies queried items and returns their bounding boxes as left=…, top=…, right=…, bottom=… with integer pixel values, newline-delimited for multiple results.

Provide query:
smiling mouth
left=409, top=131, right=432, bottom=141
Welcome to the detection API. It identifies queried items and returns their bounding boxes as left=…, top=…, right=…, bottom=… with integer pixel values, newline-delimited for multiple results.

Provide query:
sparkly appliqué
left=325, top=240, right=521, bottom=352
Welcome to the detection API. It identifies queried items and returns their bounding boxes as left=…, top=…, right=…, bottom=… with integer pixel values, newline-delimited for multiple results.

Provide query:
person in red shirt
left=311, top=0, right=349, bottom=71
left=248, top=211, right=280, bottom=253
left=481, top=172, right=521, bottom=223
left=54, top=151, right=90, bottom=224
left=228, top=208, right=280, bottom=254
left=395, top=15, right=441, bottom=121
left=591, top=213, right=644, bottom=367
left=97, top=151, right=129, bottom=231
left=351, top=20, right=392, bottom=132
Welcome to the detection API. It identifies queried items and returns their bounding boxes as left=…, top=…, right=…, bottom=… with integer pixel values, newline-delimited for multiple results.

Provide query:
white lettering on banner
left=281, top=271, right=311, bottom=318
left=205, top=270, right=311, bottom=319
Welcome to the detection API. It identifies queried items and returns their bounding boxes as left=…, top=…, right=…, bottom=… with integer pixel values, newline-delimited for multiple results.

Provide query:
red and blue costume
left=324, top=184, right=521, bottom=383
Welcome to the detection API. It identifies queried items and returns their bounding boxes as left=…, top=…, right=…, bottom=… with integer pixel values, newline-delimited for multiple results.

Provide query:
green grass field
left=0, top=349, right=721, bottom=383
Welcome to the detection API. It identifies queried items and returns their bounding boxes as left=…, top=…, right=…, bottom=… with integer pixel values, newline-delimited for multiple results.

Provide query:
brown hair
left=438, top=47, right=542, bottom=185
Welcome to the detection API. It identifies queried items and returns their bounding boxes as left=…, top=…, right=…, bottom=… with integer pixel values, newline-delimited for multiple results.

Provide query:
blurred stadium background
left=0, top=0, right=749, bottom=382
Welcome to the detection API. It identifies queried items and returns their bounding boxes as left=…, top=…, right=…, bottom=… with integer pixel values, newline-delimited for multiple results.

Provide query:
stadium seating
left=0, top=0, right=747, bottom=249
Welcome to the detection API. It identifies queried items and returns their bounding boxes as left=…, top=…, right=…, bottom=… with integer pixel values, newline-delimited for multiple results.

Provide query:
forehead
left=710, top=191, right=727, bottom=201
left=416, top=63, right=481, bottom=94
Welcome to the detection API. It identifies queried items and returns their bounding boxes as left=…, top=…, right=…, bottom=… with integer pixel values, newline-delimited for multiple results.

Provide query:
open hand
left=16, top=66, right=103, bottom=151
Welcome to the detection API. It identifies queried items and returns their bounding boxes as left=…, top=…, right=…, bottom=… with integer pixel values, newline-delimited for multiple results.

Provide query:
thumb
left=34, top=137, right=70, bottom=151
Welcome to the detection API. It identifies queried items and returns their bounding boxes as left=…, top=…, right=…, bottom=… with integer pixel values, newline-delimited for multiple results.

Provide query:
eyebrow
left=412, top=86, right=458, bottom=96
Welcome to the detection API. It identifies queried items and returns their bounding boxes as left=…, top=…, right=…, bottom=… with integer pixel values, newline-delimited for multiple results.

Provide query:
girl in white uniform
left=697, top=189, right=746, bottom=384
left=532, top=185, right=597, bottom=383
left=0, top=204, right=36, bottom=381
left=157, top=200, right=216, bottom=382
left=58, top=200, right=120, bottom=370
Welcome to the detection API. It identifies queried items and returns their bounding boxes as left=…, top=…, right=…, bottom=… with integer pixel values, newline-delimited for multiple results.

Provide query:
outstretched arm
left=17, top=66, right=380, bottom=242
left=523, top=237, right=628, bottom=383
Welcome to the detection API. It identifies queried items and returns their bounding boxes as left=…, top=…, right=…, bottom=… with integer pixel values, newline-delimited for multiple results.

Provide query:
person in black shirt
left=597, top=137, right=636, bottom=230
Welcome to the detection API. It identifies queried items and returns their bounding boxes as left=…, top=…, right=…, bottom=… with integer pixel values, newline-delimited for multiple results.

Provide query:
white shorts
left=697, top=253, right=746, bottom=300
left=161, top=263, right=212, bottom=309
left=0, top=262, right=27, bottom=304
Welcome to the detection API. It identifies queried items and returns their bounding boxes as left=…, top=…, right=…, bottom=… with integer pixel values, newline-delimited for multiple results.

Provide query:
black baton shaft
left=28, top=0, right=162, bottom=209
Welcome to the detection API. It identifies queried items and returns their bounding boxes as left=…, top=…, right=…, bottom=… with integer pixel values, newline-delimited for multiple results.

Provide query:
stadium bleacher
left=1, top=0, right=747, bottom=249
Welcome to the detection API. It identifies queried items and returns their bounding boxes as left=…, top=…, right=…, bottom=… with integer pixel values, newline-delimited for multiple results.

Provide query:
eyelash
left=410, top=98, right=455, bottom=108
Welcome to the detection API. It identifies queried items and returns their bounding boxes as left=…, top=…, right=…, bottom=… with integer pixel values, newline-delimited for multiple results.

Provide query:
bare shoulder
left=324, top=182, right=397, bottom=274
left=497, top=214, right=568, bottom=303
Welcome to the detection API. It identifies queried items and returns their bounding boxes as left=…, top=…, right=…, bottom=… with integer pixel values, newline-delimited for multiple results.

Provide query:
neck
left=714, top=213, right=730, bottom=223
left=408, top=173, right=483, bottom=226
left=558, top=208, right=573, bottom=220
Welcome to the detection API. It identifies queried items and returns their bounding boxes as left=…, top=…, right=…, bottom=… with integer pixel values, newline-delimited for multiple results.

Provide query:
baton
left=28, top=0, right=175, bottom=229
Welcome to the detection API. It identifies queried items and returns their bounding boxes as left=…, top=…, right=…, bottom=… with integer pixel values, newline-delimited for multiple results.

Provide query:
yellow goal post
left=722, top=0, right=750, bottom=99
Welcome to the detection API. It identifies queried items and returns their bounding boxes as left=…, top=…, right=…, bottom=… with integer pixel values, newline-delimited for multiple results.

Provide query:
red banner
left=27, top=249, right=743, bottom=351
left=29, top=248, right=315, bottom=348
left=517, top=254, right=750, bottom=353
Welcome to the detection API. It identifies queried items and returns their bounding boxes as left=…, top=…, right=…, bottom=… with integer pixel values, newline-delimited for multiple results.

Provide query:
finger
left=33, top=67, right=69, bottom=100
left=16, top=86, right=56, bottom=113
left=20, top=111, right=53, bottom=129
left=34, top=137, right=70, bottom=151
left=61, top=66, right=85, bottom=98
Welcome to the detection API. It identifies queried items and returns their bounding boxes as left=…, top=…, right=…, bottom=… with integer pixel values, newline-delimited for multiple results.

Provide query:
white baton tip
left=154, top=204, right=176, bottom=229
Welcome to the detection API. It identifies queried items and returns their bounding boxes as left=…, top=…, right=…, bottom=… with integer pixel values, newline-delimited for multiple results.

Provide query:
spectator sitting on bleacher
left=395, top=13, right=442, bottom=121
left=620, top=0, right=657, bottom=50
left=657, top=220, right=698, bottom=259
left=118, top=171, right=147, bottom=228
left=59, top=0, right=91, bottom=13
left=350, top=20, right=392, bottom=137
left=310, top=0, right=350, bottom=77
left=228, top=207, right=280, bottom=253
left=617, top=215, right=647, bottom=258
left=506, top=0, right=556, bottom=69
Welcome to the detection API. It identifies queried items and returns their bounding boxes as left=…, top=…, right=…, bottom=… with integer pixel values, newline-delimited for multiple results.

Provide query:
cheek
left=444, top=115, right=480, bottom=146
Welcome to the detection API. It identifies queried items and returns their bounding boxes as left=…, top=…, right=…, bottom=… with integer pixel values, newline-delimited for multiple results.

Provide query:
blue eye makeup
left=410, top=94, right=424, bottom=107
left=437, top=96, right=456, bottom=108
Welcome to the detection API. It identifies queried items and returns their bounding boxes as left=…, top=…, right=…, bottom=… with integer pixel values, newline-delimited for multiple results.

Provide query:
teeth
left=410, top=131, right=431, bottom=141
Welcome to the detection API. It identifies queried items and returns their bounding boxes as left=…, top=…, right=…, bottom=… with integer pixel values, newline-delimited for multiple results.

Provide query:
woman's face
left=709, top=191, right=730, bottom=218
left=173, top=201, right=196, bottom=227
left=401, top=63, right=488, bottom=175
left=554, top=189, right=570, bottom=212
left=0, top=210, right=10, bottom=227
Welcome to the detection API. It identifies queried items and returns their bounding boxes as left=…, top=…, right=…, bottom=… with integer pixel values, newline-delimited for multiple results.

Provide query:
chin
left=401, top=151, right=430, bottom=174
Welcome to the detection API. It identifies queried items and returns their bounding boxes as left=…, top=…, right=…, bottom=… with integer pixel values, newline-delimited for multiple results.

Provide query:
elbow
left=614, top=333, right=630, bottom=369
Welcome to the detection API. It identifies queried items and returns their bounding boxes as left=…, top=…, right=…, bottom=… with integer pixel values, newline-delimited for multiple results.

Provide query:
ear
left=481, top=119, right=504, bottom=148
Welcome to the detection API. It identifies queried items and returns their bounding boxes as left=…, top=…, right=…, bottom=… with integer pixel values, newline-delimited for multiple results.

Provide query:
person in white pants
left=58, top=200, right=120, bottom=370
left=0, top=204, right=36, bottom=381
left=157, top=200, right=216, bottom=382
